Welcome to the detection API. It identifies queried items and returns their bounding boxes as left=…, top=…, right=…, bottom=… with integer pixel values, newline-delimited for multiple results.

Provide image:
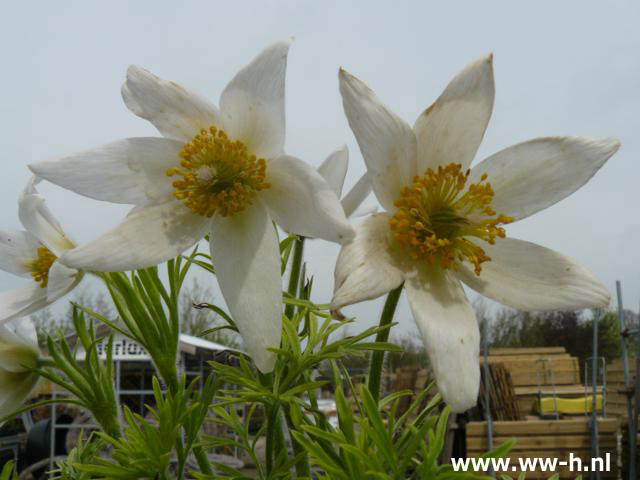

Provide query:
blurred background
left=1, top=0, right=638, bottom=336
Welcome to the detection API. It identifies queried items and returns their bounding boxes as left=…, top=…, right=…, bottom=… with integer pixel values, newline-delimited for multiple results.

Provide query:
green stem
left=38, top=357, right=56, bottom=368
left=284, top=236, right=305, bottom=319
left=367, top=284, right=403, bottom=403
left=94, top=407, right=122, bottom=440
left=163, top=362, right=213, bottom=476
left=282, top=236, right=311, bottom=476
left=264, top=402, right=287, bottom=475
left=192, top=445, right=214, bottom=476
left=284, top=409, right=311, bottom=478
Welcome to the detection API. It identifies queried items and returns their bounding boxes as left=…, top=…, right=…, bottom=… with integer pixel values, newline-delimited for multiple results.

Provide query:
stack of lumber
left=393, top=366, right=420, bottom=415
left=391, top=366, right=432, bottom=416
left=480, top=347, right=587, bottom=415
left=605, top=357, right=637, bottom=418
left=485, top=347, right=580, bottom=387
left=467, top=418, right=619, bottom=479
left=414, top=368, right=430, bottom=391
left=479, top=363, right=521, bottom=420
left=608, top=357, right=640, bottom=478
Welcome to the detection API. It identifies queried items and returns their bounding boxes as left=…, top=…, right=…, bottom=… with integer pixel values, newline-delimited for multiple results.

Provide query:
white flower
left=0, top=317, right=41, bottom=420
left=333, top=56, right=619, bottom=412
left=317, top=145, right=373, bottom=218
left=0, top=177, right=82, bottom=323
left=30, top=41, right=354, bottom=372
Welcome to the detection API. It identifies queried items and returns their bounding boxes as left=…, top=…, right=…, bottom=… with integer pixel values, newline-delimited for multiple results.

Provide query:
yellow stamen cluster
left=167, top=126, right=270, bottom=217
left=389, top=163, right=513, bottom=275
left=31, top=246, right=57, bottom=288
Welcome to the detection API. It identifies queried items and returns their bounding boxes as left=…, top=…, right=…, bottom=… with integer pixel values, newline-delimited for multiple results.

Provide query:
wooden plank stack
left=484, top=347, right=580, bottom=387
left=605, top=357, right=637, bottom=418
left=481, top=347, right=584, bottom=415
left=392, top=366, right=420, bottom=415
left=607, top=358, right=639, bottom=479
left=467, top=419, right=619, bottom=479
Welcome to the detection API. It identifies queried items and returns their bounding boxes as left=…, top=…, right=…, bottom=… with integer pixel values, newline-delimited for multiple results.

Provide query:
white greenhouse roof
left=178, top=333, right=237, bottom=355
left=72, top=329, right=238, bottom=361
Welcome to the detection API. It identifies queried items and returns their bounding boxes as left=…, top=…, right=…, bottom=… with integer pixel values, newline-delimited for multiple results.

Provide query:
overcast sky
left=1, top=1, right=638, bottom=338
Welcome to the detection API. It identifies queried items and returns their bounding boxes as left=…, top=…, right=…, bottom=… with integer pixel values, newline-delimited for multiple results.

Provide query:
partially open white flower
left=333, top=56, right=619, bottom=412
left=317, top=145, right=373, bottom=218
left=0, top=177, right=82, bottom=323
left=30, top=41, right=354, bottom=372
left=0, top=317, right=40, bottom=420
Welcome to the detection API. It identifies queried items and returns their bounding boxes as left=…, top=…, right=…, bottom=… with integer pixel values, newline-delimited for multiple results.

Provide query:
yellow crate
left=535, top=395, right=603, bottom=415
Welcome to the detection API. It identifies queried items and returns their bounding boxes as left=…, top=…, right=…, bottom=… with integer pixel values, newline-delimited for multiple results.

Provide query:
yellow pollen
left=31, top=246, right=57, bottom=288
left=389, top=163, right=513, bottom=275
left=167, top=126, right=270, bottom=217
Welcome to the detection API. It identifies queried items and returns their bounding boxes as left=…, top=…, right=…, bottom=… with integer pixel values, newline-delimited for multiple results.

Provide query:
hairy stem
left=264, top=401, right=287, bottom=475
left=367, top=284, right=403, bottom=403
left=93, top=406, right=122, bottom=440
left=285, top=409, right=311, bottom=478
left=192, top=445, right=214, bottom=476
left=162, top=359, right=213, bottom=476
left=282, top=235, right=311, bottom=476
left=284, top=236, right=305, bottom=319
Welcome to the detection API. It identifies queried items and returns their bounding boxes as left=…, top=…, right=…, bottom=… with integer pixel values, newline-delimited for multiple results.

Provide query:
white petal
left=47, top=260, right=82, bottom=302
left=0, top=320, right=37, bottom=352
left=30, top=138, right=184, bottom=207
left=331, top=214, right=404, bottom=310
left=209, top=201, right=281, bottom=372
left=349, top=203, right=379, bottom=218
left=219, top=40, right=291, bottom=159
left=0, top=230, right=40, bottom=277
left=0, top=283, right=50, bottom=324
left=317, top=145, right=349, bottom=197
left=341, top=173, right=372, bottom=218
left=13, top=317, right=39, bottom=349
left=456, top=237, right=610, bottom=311
left=18, top=178, right=74, bottom=256
left=0, top=319, right=39, bottom=379
left=405, top=269, right=480, bottom=413
left=122, top=65, right=222, bottom=142
left=469, top=137, right=620, bottom=221
left=0, top=339, right=38, bottom=372
left=261, top=155, right=354, bottom=243
left=414, top=55, right=494, bottom=173
left=338, top=69, right=417, bottom=210
left=60, top=202, right=209, bottom=272
left=0, top=371, right=39, bottom=420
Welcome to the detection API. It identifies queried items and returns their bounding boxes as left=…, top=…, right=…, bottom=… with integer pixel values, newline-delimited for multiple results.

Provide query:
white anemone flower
left=333, top=56, right=619, bottom=412
left=317, top=145, right=373, bottom=218
left=0, top=317, right=41, bottom=420
left=30, top=41, right=354, bottom=372
left=0, top=177, right=82, bottom=323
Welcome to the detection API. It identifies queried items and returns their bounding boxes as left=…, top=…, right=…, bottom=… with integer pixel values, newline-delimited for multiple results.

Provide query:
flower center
left=389, top=163, right=513, bottom=275
left=31, top=246, right=57, bottom=288
left=167, top=126, right=270, bottom=217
